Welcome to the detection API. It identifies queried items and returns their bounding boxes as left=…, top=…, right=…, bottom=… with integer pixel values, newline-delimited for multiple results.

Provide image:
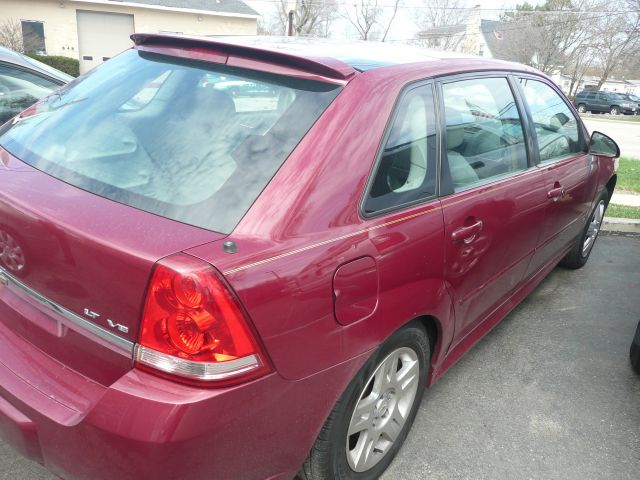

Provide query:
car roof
left=0, top=46, right=73, bottom=84
left=132, top=34, right=538, bottom=80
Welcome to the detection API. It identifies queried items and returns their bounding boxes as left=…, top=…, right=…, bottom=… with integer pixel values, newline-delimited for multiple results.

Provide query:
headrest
left=446, top=107, right=466, bottom=150
left=195, top=88, right=236, bottom=117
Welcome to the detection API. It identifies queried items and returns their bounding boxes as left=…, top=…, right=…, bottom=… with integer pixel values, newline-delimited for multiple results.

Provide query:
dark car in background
left=574, top=90, right=638, bottom=115
left=0, top=47, right=72, bottom=124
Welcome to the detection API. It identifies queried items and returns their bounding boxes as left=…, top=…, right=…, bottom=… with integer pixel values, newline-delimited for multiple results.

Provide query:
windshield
left=0, top=49, right=342, bottom=233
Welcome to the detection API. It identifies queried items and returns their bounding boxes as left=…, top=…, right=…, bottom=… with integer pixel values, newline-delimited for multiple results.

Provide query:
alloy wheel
left=582, top=200, right=605, bottom=257
left=346, top=347, right=420, bottom=472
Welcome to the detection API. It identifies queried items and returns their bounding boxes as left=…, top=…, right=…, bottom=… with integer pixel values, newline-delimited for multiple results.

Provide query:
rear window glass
left=0, top=49, right=342, bottom=233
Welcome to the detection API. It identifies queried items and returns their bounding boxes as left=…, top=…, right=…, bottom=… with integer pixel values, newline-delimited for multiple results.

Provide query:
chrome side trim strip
left=0, top=267, right=135, bottom=355
left=223, top=206, right=441, bottom=275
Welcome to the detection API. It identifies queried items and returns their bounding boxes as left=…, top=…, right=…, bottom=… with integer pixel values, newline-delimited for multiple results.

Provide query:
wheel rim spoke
left=382, top=408, right=404, bottom=442
left=348, top=396, right=375, bottom=436
left=396, top=357, right=419, bottom=393
left=583, top=200, right=605, bottom=256
left=350, top=429, right=373, bottom=470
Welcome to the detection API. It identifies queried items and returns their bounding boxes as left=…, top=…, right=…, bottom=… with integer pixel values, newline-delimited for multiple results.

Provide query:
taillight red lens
left=135, top=253, right=270, bottom=386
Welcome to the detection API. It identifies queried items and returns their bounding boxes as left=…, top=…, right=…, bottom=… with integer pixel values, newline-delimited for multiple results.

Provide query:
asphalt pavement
left=1, top=235, right=639, bottom=480
left=582, top=117, right=640, bottom=159
left=383, top=234, right=640, bottom=480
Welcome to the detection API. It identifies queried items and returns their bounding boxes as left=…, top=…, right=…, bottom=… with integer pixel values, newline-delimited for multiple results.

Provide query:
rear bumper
left=0, top=320, right=369, bottom=480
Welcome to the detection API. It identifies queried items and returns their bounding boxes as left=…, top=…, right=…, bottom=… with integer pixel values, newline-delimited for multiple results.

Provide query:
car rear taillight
left=135, top=253, right=270, bottom=387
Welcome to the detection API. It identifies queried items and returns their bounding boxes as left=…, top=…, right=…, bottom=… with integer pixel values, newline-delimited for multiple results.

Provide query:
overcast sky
left=244, top=0, right=546, bottom=41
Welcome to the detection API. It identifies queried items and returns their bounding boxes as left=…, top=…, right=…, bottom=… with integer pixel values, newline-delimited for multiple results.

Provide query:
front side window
left=519, top=78, right=581, bottom=162
left=0, top=49, right=342, bottom=233
left=0, top=65, right=60, bottom=124
left=442, top=77, right=527, bottom=192
left=363, top=84, right=437, bottom=215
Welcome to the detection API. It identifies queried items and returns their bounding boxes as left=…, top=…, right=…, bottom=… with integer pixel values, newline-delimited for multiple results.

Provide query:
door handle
left=547, top=185, right=565, bottom=202
left=451, top=220, right=483, bottom=244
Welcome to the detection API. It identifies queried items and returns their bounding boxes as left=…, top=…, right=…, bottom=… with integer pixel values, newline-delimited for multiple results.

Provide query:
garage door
left=77, top=10, right=134, bottom=74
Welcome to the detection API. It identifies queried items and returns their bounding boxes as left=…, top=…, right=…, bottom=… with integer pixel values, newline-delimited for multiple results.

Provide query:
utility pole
left=288, top=10, right=294, bottom=36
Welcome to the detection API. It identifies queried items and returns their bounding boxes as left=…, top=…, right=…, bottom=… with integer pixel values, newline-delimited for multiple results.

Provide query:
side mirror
left=589, top=131, right=620, bottom=158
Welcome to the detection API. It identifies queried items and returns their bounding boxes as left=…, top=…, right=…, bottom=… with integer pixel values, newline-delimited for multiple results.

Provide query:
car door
left=596, top=92, right=610, bottom=113
left=584, top=92, right=597, bottom=111
left=438, top=74, right=548, bottom=345
left=517, top=77, right=593, bottom=275
left=359, top=81, right=450, bottom=346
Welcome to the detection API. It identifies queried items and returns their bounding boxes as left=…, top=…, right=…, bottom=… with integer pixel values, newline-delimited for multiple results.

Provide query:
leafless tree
left=413, top=0, right=470, bottom=50
left=341, top=0, right=383, bottom=40
left=269, top=0, right=338, bottom=37
left=0, top=19, right=24, bottom=53
left=488, top=1, right=590, bottom=93
left=340, top=0, right=402, bottom=41
left=592, top=0, right=640, bottom=88
left=499, top=0, right=599, bottom=74
left=565, top=43, right=595, bottom=97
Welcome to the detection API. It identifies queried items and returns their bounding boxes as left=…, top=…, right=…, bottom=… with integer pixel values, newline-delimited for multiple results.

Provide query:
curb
left=602, top=217, right=640, bottom=235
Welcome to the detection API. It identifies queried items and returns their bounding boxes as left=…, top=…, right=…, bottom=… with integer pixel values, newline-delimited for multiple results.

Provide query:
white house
left=1, top=0, right=259, bottom=73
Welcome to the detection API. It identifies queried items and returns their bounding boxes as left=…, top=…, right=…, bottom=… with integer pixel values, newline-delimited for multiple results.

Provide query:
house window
left=21, top=20, right=45, bottom=54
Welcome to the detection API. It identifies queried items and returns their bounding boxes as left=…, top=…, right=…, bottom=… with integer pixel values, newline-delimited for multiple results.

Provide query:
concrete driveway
left=582, top=117, right=640, bottom=159
left=1, top=235, right=639, bottom=480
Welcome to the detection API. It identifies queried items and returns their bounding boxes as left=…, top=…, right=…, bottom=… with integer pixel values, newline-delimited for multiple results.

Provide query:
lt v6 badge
left=84, top=307, right=128, bottom=333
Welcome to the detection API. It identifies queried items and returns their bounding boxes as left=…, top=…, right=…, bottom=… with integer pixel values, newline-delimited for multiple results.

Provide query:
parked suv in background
left=574, top=89, right=638, bottom=115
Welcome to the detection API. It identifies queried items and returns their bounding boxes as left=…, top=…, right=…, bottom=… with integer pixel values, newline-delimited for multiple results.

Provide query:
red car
left=0, top=35, right=620, bottom=480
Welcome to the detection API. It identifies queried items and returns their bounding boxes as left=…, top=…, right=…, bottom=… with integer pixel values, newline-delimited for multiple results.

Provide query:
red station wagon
left=0, top=36, right=620, bottom=480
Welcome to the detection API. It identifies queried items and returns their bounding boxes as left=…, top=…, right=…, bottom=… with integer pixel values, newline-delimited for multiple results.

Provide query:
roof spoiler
left=131, top=33, right=356, bottom=81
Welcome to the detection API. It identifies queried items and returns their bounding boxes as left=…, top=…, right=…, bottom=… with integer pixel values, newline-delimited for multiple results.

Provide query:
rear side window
left=0, top=65, right=60, bottom=125
left=519, top=78, right=581, bottom=162
left=363, top=84, right=437, bottom=215
left=0, top=49, right=342, bottom=233
left=442, top=77, right=527, bottom=192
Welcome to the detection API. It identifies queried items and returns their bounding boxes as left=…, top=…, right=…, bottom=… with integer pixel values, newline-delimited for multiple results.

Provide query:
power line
left=249, top=0, right=640, bottom=15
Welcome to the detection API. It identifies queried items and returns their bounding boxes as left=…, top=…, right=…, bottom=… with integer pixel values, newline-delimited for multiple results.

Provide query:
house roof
left=416, top=23, right=466, bottom=39
left=480, top=19, right=509, bottom=60
left=480, top=19, right=566, bottom=68
left=70, top=0, right=258, bottom=17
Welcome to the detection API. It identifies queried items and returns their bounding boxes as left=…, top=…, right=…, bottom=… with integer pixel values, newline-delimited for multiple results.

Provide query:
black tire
left=300, top=323, right=430, bottom=480
left=610, top=106, right=620, bottom=115
left=577, top=104, right=587, bottom=113
left=560, top=190, right=608, bottom=269
left=631, top=321, right=640, bottom=375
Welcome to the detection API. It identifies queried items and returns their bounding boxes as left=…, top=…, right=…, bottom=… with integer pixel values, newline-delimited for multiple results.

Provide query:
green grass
left=617, top=157, right=640, bottom=193
left=607, top=204, right=640, bottom=219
